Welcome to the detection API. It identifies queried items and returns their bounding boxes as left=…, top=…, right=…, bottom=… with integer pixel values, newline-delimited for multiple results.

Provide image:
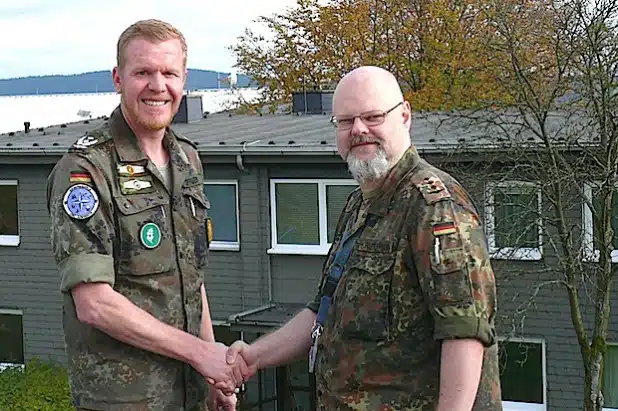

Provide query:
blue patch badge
left=62, top=184, right=99, bottom=219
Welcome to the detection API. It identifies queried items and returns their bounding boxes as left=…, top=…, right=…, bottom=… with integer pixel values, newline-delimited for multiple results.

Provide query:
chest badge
left=117, top=164, right=146, bottom=176
left=63, top=184, right=99, bottom=219
left=140, top=222, right=162, bottom=249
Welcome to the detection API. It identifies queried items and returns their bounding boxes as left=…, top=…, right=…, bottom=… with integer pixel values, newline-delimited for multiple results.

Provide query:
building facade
left=0, top=94, right=616, bottom=410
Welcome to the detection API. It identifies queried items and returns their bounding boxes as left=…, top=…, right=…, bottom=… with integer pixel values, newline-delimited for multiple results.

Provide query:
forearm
left=436, top=338, right=484, bottom=411
left=74, top=283, right=205, bottom=366
left=251, top=308, right=315, bottom=369
left=199, top=283, right=215, bottom=342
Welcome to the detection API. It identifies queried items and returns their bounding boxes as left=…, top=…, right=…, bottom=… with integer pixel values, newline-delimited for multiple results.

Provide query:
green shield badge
left=140, top=222, right=161, bottom=249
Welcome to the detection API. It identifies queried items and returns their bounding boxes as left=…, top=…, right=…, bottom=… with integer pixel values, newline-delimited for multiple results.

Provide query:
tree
left=432, top=0, right=618, bottom=409
left=228, top=0, right=511, bottom=112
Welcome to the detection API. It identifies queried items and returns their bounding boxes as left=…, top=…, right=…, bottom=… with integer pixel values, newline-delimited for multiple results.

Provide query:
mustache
left=350, top=135, right=381, bottom=147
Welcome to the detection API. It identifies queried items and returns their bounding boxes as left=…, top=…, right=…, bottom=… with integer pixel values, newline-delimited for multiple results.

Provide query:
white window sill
left=489, top=247, right=542, bottom=261
left=0, top=235, right=20, bottom=247
left=267, top=245, right=331, bottom=256
left=0, top=362, right=24, bottom=372
left=209, top=242, right=240, bottom=252
left=502, top=401, right=545, bottom=411
left=582, top=249, right=618, bottom=263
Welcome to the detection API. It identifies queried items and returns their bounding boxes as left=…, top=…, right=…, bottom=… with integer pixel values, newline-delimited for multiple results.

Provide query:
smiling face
left=332, top=66, right=412, bottom=185
left=112, top=37, right=186, bottom=135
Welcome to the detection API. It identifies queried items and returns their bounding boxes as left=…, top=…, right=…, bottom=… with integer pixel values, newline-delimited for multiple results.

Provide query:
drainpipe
left=235, top=139, right=261, bottom=172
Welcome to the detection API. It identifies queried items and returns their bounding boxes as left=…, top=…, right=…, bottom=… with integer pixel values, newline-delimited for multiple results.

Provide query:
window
left=603, top=344, right=618, bottom=411
left=0, top=180, right=19, bottom=247
left=499, top=338, right=546, bottom=411
left=485, top=182, right=542, bottom=260
left=582, top=182, right=618, bottom=263
left=268, top=179, right=358, bottom=255
left=0, top=309, right=24, bottom=371
left=204, top=181, right=239, bottom=251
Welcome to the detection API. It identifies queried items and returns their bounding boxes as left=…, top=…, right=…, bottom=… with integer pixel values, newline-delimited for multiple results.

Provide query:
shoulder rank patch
left=63, top=184, right=99, bottom=219
left=70, top=130, right=111, bottom=151
left=72, top=135, right=99, bottom=149
left=414, top=175, right=451, bottom=204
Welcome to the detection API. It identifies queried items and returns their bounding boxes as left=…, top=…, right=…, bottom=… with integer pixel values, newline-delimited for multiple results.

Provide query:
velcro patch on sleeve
left=69, top=172, right=92, bottom=183
left=432, top=221, right=457, bottom=236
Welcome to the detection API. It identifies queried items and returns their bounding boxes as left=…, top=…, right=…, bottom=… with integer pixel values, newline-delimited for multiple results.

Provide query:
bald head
left=332, top=66, right=404, bottom=114
left=331, top=66, right=413, bottom=187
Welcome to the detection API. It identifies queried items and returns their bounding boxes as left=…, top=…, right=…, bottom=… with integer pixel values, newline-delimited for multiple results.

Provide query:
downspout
left=235, top=139, right=261, bottom=172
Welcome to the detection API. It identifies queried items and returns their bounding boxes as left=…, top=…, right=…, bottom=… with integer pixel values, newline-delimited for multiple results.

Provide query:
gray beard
left=346, top=147, right=391, bottom=185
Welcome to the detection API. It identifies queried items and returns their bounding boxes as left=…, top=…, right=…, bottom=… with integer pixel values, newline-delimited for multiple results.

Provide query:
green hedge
left=0, top=359, right=72, bottom=411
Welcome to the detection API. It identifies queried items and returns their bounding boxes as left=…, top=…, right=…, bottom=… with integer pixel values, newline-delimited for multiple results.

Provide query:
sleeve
left=411, top=197, right=497, bottom=347
left=46, top=154, right=116, bottom=293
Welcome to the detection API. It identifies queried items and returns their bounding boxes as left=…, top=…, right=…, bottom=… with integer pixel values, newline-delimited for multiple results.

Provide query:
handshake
left=191, top=339, right=259, bottom=395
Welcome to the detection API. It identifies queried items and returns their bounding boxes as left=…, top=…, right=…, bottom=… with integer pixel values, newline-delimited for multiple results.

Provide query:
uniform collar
left=109, top=105, right=177, bottom=163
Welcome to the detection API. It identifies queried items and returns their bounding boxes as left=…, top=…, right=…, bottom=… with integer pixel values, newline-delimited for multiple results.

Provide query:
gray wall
left=0, top=163, right=65, bottom=364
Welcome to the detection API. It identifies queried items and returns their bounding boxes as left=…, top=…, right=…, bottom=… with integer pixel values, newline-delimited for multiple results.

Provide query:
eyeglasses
left=330, top=101, right=404, bottom=130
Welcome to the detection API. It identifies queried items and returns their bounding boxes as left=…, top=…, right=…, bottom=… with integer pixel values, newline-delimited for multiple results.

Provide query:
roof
left=0, top=109, right=599, bottom=157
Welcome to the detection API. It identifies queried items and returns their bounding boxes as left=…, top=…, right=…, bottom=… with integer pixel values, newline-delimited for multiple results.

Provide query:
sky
left=0, top=0, right=300, bottom=80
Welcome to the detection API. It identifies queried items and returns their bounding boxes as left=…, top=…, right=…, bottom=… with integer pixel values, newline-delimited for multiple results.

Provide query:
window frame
left=0, top=179, right=20, bottom=247
left=603, top=342, right=618, bottom=411
left=268, top=179, right=358, bottom=255
left=582, top=182, right=618, bottom=263
left=498, top=336, right=547, bottom=411
left=484, top=181, right=543, bottom=261
left=0, top=308, right=24, bottom=371
left=204, top=180, right=240, bottom=252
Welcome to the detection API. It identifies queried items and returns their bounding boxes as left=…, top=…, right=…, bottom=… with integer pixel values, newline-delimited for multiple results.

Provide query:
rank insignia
left=72, top=135, right=99, bottom=149
left=62, top=184, right=99, bottom=219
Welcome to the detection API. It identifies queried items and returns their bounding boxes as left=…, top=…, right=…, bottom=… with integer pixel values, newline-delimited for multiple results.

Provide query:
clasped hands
left=192, top=340, right=257, bottom=395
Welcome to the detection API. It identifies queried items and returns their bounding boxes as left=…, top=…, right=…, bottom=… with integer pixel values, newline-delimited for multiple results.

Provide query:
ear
left=402, top=101, right=412, bottom=129
left=112, top=67, right=122, bottom=94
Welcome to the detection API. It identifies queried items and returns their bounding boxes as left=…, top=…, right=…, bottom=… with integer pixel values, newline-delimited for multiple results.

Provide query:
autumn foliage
left=228, top=0, right=557, bottom=112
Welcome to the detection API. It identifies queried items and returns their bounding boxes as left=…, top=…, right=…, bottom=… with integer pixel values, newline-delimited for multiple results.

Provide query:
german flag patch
left=69, top=172, right=92, bottom=183
left=432, top=221, right=457, bottom=236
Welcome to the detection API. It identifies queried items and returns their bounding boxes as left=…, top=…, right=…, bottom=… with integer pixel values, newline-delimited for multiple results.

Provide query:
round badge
left=140, top=222, right=162, bottom=249
left=62, top=184, right=99, bottom=220
left=126, top=165, right=134, bottom=174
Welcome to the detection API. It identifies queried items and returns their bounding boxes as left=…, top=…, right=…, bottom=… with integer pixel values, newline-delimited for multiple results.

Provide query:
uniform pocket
left=113, top=194, right=175, bottom=275
left=181, top=186, right=210, bottom=268
left=334, top=245, right=395, bottom=342
left=429, top=224, right=473, bottom=306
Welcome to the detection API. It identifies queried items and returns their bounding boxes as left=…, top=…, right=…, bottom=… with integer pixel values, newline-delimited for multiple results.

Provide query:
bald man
left=223, top=66, right=503, bottom=411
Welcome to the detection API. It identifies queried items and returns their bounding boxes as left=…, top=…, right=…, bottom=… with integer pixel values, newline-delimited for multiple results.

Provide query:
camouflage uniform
left=308, top=146, right=502, bottom=410
left=46, top=106, right=211, bottom=411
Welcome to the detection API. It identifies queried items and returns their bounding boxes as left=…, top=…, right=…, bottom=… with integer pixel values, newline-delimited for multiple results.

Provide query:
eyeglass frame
left=330, top=101, right=404, bottom=130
